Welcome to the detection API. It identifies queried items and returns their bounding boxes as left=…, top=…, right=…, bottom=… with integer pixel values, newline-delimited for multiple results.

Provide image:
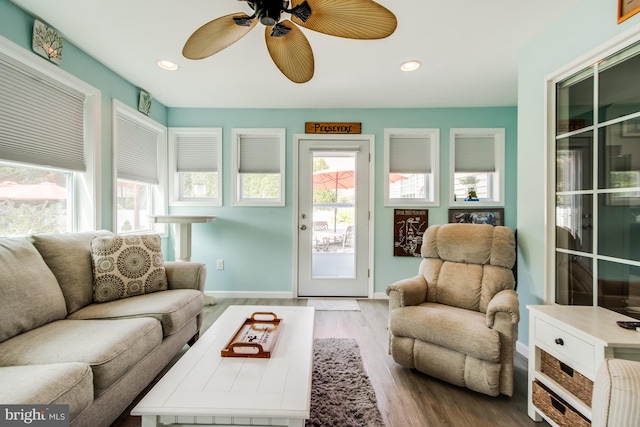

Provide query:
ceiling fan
left=182, top=0, right=397, bottom=83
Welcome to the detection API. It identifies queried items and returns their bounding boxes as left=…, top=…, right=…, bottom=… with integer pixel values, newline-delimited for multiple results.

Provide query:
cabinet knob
left=555, top=338, right=564, bottom=346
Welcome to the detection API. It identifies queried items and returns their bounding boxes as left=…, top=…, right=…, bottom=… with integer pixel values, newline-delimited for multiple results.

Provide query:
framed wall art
left=393, top=209, right=428, bottom=257
left=32, top=19, right=63, bottom=64
left=448, top=208, right=504, bottom=226
left=619, top=0, right=640, bottom=23
left=138, top=90, right=152, bottom=116
left=622, top=118, right=640, bottom=137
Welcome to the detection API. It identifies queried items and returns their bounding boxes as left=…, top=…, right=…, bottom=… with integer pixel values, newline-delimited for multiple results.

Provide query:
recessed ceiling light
left=400, top=60, right=421, bottom=72
left=156, top=60, right=179, bottom=71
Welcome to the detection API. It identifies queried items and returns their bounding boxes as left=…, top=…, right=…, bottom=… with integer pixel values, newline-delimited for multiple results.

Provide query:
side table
left=150, top=215, right=216, bottom=305
left=527, top=305, right=640, bottom=425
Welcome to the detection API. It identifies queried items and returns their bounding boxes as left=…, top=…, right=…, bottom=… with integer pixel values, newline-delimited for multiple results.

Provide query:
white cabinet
left=527, top=305, right=640, bottom=426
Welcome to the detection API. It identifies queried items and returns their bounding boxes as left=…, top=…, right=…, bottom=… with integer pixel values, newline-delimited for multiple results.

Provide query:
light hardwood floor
left=113, top=298, right=548, bottom=427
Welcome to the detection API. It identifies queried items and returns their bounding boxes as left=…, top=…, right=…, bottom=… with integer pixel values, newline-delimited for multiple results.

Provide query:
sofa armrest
left=386, top=275, right=427, bottom=312
left=164, top=261, right=206, bottom=293
left=485, top=289, right=519, bottom=328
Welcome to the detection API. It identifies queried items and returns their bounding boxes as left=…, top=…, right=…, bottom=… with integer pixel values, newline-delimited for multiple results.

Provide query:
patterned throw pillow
left=90, top=234, right=168, bottom=303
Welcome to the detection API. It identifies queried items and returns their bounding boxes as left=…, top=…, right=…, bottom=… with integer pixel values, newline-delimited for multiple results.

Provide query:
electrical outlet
left=216, top=259, right=224, bottom=270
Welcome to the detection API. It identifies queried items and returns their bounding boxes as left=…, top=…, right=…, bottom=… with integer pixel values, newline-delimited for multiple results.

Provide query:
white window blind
left=239, top=135, right=280, bottom=173
left=455, top=136, right=496, bottom=172
left=0, top=57, right=86, bottom=171
left=116, top=113, right=160, bottom=184
left=177, top=134, right=218, bottom=172
left=389, top=136, right=432, bottom=173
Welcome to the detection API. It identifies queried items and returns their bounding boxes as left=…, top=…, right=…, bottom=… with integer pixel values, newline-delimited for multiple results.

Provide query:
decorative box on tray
left=221, top=312, right=282, bottom=358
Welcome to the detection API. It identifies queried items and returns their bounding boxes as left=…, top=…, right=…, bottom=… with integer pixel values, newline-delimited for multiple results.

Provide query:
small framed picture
left=138, top=90, right=152, bottom=116
left=618, top=0, right=640, bottom=23
left=448, top=208, right=504, bottom=226
left=622, top=118, right=640, bottom=137
left=32, top=19, right=63, bottom=64
left=393, top=209, right=428, bottom=257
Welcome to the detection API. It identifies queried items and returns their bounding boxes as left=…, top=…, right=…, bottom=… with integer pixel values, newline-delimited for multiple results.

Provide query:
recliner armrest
left=386, top=275, right=427, bottom=312
left=164, top=262, right=206, bottom=293
left=485, top=289, right=519, bottom=327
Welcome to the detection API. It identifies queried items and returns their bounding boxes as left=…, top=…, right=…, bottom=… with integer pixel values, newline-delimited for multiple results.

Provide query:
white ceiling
left=11, top=0, right=580, bottom=109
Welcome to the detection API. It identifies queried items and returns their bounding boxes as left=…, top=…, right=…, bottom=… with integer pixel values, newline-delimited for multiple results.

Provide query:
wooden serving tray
left=221, top=312, right=282, bottom=358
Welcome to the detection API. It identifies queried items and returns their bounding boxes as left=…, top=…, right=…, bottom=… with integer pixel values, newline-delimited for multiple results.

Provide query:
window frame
left=449, top=128, right=505, bottom=207
left=546, top=34, right=640, bottom=308
left=384, top=128, right=440, bottom=207
left=168, top=127, right=222, bottom=207
left=112, top=99, right=167, bottom=235
left=0, top=34, right=101, bottom=233
left=231, top=128, right=286, bottom=207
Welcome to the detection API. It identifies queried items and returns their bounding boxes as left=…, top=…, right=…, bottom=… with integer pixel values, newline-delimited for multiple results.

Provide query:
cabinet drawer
left=535, top=317, right=596, bottom=376
left=532, top=380, right=590, bottom=427
left=541, top=350, right=593, bottom=407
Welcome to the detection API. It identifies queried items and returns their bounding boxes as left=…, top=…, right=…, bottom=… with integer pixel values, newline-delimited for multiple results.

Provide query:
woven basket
left=532, top=381, right=591, bottom=427
left=541, top=350, right=593, bottom=406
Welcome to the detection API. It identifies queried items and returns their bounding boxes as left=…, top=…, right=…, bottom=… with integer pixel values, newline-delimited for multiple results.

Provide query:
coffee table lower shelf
left=132, top=305, right=315, bottom=427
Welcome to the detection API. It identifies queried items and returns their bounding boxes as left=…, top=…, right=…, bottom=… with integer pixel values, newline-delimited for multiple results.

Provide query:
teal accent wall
left=517, top=0, right=640, bottom=345
left=0, top=0, right=168, bottom=231
left=3, top=0, right=520, bottom=337
left=167, top=108, right=518, bottom=296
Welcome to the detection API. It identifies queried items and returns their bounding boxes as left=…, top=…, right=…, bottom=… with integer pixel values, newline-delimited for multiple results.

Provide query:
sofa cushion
left=0, top=363, right=93, bottom=421
left=0, top=237, right=67, bottom=343
left=68, top=289, right=203, bottom=337
left=389, top=303, right=501, bottom=362
left=30, top=230, right=113, bottom=314
left=90, top=234, right=168, bottom=303
left=0, top=318, right=162, bottom=397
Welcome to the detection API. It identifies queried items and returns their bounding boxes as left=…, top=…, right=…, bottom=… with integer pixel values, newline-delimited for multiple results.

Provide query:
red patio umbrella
left=312, top=159, right=406, bottom=190
left=312, top=158, right=406, bottom=231
left=0, top=182, right=67, bottom=200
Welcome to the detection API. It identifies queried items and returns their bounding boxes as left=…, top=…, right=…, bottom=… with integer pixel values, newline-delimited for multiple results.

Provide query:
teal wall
left=0, top=0, right=168, bottom=232
left=517, top=0, right=640, bottom=344
left=2, top=0, right=519, bottom=336
left=167, top=108, right=518, bottom=296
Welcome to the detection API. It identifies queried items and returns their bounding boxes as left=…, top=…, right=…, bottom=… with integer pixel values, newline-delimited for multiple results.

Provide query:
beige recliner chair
left=386, top=223, right=519, bottom=397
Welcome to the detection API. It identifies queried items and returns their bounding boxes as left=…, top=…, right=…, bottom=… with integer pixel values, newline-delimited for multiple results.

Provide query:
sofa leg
left=188, top=332, right=200, bottom=347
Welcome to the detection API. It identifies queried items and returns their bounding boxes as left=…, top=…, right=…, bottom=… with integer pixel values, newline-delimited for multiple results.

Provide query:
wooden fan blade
left=183, top=13, right=257, bottom=59
left=291, top=0, right=396, bottom=39
left=265, top=20, right=314, bottom=83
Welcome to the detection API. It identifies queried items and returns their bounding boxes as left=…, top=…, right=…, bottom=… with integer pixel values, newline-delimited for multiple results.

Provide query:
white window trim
left=384, top=128, right=440, bottom=207
left=0, top=34, right=102, bottom=232
left=112, top=99, right=168, bottom=234
left=232, top=128, right=286, bottom=207
left=168, top=127, right=222, bottom=207
left=449, top=128, right=505, bottom=207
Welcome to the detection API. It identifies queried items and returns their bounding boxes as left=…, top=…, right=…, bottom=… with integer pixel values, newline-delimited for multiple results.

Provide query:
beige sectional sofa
left=0, top=231, right=206, bottom=427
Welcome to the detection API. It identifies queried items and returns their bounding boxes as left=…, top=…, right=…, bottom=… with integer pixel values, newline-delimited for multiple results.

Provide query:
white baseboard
left=372, top=292, right=389, bottom=300
left=516, top=340, right=529, bottom=359
left=206, top=290, right=295, bottom=300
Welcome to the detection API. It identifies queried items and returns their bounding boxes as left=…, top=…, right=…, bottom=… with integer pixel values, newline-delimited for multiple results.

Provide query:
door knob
left=300, top=224, right=307, bottom=230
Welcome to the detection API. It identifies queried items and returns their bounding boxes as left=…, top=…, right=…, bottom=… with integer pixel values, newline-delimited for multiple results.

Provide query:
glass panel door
left=297, top=136, right=370, bottom=297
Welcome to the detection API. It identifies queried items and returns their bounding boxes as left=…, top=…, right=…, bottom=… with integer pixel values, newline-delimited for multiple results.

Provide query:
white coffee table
left=132, top=305, right=315, bottom=427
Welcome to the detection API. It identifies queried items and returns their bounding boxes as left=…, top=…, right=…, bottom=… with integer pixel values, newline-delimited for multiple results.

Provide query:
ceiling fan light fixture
left=156, top=59, right=179, bottom=71
left=400, top=60, right=421, bottom=72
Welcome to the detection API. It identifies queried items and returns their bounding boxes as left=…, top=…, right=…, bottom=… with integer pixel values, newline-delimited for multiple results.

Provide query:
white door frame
left=293, top=133, right=375, bottom=298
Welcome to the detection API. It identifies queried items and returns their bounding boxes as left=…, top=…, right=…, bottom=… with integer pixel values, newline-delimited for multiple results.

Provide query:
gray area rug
left=307, top=338, right=384, bottom=427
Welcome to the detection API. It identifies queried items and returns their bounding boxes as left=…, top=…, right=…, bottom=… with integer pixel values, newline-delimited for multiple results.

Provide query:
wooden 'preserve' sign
left=305, top=122, right=361, bottom=134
